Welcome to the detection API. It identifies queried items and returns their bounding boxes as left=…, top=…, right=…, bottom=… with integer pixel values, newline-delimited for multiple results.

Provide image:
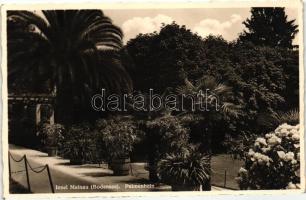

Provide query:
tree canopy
left=126, top=23, right=206, bottom=93
left=7, top=10, right=132, bottom=122
left=239, top=7, right=298, bottom=49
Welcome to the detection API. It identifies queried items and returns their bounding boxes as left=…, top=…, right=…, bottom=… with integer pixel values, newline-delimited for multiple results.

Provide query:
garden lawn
left=211, top=154, right=244, bottom=190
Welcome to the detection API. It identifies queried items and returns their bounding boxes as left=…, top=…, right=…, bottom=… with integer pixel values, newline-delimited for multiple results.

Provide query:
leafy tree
left=223, top=42, right=299, bottom=157
left=239, top=7, right=298, bottom=49
left=125, top=19, right=299, bottom=157
left=126, top=22, right=206, bottom=93
left=7, top=10, right=132, bottom=123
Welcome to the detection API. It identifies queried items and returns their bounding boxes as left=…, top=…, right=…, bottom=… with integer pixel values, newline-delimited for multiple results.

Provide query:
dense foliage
left=126, top=22, right=299, bottom=154
left=37, top=123, right=64, bottom=147
left=95, top=115, right=142, bottom=160
left=59, top=123, right=99, bottom=164
left=126, top=23, right=206, bottom=93
left=239, top=8, right=298, bottom=49
left=145, top=114, right=190, bottom=159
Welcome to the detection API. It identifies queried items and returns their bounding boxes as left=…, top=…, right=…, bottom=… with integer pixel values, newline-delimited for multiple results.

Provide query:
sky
left=103, top=8, right=299, bottom=44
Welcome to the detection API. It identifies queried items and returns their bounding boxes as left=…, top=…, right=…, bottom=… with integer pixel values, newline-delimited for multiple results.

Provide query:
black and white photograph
left=1, top=1, right=304, bottom=196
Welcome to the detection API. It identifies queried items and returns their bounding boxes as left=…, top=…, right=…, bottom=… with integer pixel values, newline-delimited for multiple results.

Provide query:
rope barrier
left=8, top=151, right=55, bottom=193
left=26, top=160, right=48, bottom=173
left=11, top=166, right=46, bottom=174
left=9, top=153, right=25, bottom=163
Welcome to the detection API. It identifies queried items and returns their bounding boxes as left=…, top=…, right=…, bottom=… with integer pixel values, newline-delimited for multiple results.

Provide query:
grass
left=211, top=154, right=244, bottom=190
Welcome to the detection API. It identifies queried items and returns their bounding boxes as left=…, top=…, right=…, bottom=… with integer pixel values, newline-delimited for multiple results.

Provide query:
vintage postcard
left=1, top=0, right=305, bottom=198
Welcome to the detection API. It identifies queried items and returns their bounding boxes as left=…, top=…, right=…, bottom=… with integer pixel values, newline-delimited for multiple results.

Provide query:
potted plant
left=96, top=115, right=140, bottom=176
left=37, top=123, right=64, bottom=156
left=59, top=123, right=98, bottom=165
left=158, top=147, right=210, bottom=191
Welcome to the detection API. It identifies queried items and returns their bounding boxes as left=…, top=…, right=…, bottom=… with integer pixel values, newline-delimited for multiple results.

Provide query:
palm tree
left=257, top=109, right=299, bottom=132
left=7, top=10, right=132, bottom=122
left=176, top=75, right=241, bottom=145
left=176, top=75, right=241, bottom=190
left=176, top=76, right=241, bottom=119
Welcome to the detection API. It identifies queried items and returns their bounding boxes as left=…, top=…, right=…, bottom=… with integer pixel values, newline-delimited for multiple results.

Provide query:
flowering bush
left=95, top=115, right=141, bottom=159
left=237, top=123, right=300, bottom=189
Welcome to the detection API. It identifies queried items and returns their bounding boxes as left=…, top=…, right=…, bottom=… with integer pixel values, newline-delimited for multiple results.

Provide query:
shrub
left=223, top=132, right=258, bottom=160
left=95, top=115, right=141, bottom=160
left=59, top=123, right=99, bottom=164
left=146, top=114, right=190, bottom=156
left=158, top=146, right=210, bottom=191
left=37, top=123, right=64, bottom=147
left=236, top=123, right=300, bottom=189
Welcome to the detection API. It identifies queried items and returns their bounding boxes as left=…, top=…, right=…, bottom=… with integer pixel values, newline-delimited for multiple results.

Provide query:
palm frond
left=221, top=102, right=241, bottom=118
left=158, top=148, right=210, bottom=186
left=8, top=10, right=131, bottom=97
left=257, top=109, right=299, bottom=131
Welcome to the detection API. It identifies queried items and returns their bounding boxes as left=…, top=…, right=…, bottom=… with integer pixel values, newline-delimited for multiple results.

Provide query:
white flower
left=295, top=169, right=300, bottom=177
left=265, top=133, right=273, bottom=139
left=284, top=152, right=295, bottom=162
left=292, top=134, right=299, bottom=141
left=256, top=137, right=267, bottom=146
left=287, top=182, right=297, bottom=189
left=294, top=144, right=300, bottom=149
left=248, top=149, right=255, bottom=156
left=267, top=135, right=281, bottom=145
left=277, top=151, right=286, bottom=159
left=279, top=123, right=290, bottom=129
left=253, top=152, right=260, bottom=159
left=261, top=147, right=271, bottom=153
left=275, top=127, right=281, bottom=133
left=276, top=128, right=289, bottom=137
left=251, top=152, right=271, bottom=165
left=289, top=129, right=298, bottom=136
left=239, top=167, right=248, bottom=174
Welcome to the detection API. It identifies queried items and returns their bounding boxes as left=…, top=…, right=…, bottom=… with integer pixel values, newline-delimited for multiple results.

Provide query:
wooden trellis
left=8, top=93, right=56, bottom=125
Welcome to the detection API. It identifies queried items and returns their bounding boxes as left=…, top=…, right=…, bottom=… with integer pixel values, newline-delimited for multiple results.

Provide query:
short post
left=224, top=170, right=227, bottom=188
left=24, top=155, right=31, bottom=192
left=130, top=164, right=134, bottom=176
left=46, top=165, right=55, bottom=193
left=8, top=153, right=11, bottom=179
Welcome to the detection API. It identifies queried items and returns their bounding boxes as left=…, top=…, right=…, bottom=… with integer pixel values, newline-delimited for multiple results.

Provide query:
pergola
left=8, top=93, right=56, bottom=125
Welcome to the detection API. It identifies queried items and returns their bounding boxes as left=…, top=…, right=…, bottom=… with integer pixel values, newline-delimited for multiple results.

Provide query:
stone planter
left=46, top=146, right=58, bottom=157
left=171, top=184, right=202, bottom=191
left=109, top=158, right=130, bottom=176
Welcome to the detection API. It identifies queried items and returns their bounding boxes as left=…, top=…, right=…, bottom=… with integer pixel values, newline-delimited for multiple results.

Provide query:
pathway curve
left=9, top=144, right=168, bottom=193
